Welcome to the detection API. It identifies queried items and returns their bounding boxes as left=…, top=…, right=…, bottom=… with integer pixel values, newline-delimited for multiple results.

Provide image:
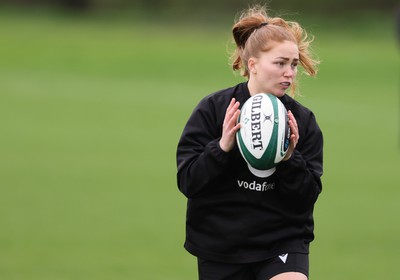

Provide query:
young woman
left=176, top=6, right=323, bottom=280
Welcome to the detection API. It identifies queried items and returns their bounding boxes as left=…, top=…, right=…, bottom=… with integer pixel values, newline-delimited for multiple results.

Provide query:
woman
left=176, top=6, right=323, bottom=280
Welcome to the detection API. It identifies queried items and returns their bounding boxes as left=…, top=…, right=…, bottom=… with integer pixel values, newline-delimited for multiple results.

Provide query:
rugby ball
left=236, top=93, right=290, bottom=177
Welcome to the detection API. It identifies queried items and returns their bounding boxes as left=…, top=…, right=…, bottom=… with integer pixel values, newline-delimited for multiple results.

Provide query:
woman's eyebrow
left=275, top=57, right=299, bottom=61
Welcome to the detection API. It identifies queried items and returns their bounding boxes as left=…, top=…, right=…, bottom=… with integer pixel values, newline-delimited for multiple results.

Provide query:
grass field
left=0, top=9, right=399, bottom=279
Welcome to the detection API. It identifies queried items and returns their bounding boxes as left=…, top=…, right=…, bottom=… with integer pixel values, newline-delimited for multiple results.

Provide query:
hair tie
left=258, top=22, right=268, bottom=28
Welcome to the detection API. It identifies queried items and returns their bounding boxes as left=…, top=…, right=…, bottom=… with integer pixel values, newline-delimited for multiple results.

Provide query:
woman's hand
left=283, top=110, right=299, bottom=161
left=219, top=98, right=241, bottom=152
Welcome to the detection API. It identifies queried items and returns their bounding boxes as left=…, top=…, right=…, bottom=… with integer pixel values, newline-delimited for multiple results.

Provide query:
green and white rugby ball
left=236, top=93, right=290, bottom=177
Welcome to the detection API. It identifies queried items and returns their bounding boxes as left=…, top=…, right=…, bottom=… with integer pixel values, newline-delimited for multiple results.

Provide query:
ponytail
left=231, top=7, right=269, bottom=77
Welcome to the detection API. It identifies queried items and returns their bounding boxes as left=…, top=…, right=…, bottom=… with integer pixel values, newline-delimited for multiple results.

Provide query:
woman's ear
left=248, top=57, right=257, bottom=75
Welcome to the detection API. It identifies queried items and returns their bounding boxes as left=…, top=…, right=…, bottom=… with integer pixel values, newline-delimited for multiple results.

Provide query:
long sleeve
left=275, top=111, right=323, bottom=212
left=176, top=97, right=232, bottom=198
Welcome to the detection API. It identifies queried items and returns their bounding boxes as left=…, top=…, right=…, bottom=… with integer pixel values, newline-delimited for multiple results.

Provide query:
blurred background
left=0, top=0, right=399, bottom=279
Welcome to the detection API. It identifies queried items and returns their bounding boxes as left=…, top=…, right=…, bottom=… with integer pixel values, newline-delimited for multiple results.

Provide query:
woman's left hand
left=283, top=110, right=299, bottom=161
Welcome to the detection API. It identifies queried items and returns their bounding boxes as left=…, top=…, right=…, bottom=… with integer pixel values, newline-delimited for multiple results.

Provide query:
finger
left=291, top=134, right=298, bottom=145
left=223, top=99, right=235, bottom=122
left=289, top=125, right=299, bottom=146
left=225, top=99, right=238, bottom=118
left=229, top=97, right=236, bottom=108
left=231, top=109, right=241, bottom=131
left=287, top=111, right=299, bottom=135
left=289, top=122, right=299, bottom=144
left=229, top=101, right=240, bottom=114
left=225, top=102, right=240, bottom=125
left=226, top=109, right=241, bottom=131
left=226, top=98, right=236, bottom=112
left=289, top=120, right=298, bottom=134
left=288, top=110, right=298, bottom=129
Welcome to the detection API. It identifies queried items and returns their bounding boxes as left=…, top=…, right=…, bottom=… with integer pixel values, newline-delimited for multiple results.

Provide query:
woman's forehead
left=261, top=40, right=299, bottom=58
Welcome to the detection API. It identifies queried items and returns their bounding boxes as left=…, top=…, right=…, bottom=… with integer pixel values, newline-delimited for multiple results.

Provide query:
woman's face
left=248, top=40, right=299, bottom=97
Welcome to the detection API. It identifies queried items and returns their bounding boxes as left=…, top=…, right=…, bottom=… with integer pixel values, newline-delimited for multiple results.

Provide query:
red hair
left=230, top=6, right=319, bottom=96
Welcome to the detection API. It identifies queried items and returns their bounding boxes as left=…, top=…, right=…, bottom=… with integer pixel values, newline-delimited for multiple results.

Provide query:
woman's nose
left=284, top=67, right=294, bottom=78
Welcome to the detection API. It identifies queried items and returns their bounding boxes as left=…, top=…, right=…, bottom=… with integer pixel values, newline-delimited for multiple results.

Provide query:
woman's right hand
left=219, top=98, right=241, bottom=152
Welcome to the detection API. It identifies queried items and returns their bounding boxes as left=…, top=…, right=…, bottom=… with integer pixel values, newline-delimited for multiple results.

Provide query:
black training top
left=176, top=82, right=323, bottom=263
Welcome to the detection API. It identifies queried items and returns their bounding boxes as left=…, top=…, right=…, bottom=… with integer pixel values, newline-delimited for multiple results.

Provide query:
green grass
left=0, top=10, right=399, bottom=279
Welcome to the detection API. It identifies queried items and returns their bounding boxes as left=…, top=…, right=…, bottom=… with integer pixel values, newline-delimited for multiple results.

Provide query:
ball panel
left=253, top=94, right=279, bottom=169
left=275, top=99, right=290, bottom=162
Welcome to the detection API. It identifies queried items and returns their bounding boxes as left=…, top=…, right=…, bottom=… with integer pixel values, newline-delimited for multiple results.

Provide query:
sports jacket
left=176, top=82, right=323, bottom=263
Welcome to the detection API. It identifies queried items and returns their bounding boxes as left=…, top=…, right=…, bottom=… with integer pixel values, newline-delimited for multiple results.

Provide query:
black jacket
left=176, top=82, right=323, bottom=263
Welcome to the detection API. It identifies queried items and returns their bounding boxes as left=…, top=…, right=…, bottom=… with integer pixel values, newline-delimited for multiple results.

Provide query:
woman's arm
left=275, top=112, right=323, bottom=212
left=177, top=98, right=239, bottom=198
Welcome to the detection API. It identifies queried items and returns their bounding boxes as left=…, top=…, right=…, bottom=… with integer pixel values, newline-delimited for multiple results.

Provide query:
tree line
left=4, top=0, right=398, bottom=14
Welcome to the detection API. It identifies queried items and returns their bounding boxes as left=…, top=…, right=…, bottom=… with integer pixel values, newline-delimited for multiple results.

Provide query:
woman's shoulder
left=280, top=94, right=321, bottom=136
left=280, top=94, right=315, bottom=118
left=202, top=82, right=248, bottom=103
left=195, top=83, right=250, bottom=116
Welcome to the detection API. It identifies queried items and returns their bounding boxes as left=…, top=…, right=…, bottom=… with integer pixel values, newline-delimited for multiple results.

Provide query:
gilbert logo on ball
left=236, top=93, right=290, bottom=178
